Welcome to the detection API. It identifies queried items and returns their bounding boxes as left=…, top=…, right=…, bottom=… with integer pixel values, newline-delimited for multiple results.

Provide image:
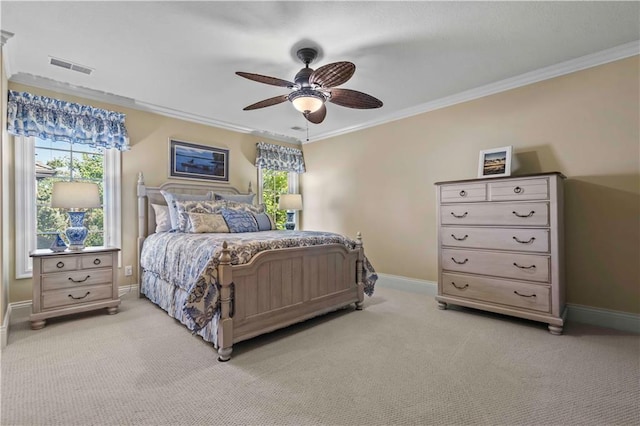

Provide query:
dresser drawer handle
left=451, top=234, right=469, bottom=241
left=513, top=236, right=536, bottom=244
left=68, top=291, right=91, bottom=300
left=513, top=262, right=536, bottom=270
left=56, top=261, right=65, bottom=269
left=68, top=275, right=91, bottom=283
left=459, top=190, right=467, bottom=197
left=450, top=282, right=469, bottom=290
left=512, top=210, right=535, bottom=218
left=514, top=290, right=536, bottom=298
left=513, top=186, right=523, bottom=194
left=93, top=258, right=101, bottom=265
left=450, top=212, right=468, bottom=219
left=451, top=257, right=469, bottom=265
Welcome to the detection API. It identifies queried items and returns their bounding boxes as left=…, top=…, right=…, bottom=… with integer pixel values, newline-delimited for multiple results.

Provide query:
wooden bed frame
left=136, top=173, right=365, bottom=361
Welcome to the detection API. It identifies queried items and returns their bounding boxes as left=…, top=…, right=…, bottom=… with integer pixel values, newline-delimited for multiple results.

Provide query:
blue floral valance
left=255, top=141, right=305, bottom=173
left=7, top=90, right=130, bottom=151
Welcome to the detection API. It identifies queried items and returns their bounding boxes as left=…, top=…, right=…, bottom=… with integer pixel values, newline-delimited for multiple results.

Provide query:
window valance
left=7, top=90, right=130, bottom=151
left=255, top=141, right=306, bottom=173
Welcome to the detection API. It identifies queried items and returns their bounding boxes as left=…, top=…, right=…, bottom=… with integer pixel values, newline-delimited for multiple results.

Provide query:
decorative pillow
left=253, top=212, right=275, bottom=231
left=151, top=204, right=171, bottom=233
left=187, top=212, right=230, bottom=233
left=160, top=190, right=212, bottom=230
left=175, top=200, right=226, bottom=232
left=221, top=208, right=259, bottom=233
left=212, top=192, right=255, bottom=205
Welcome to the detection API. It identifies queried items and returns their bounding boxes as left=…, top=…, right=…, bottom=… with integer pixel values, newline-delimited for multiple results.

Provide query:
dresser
left=29, top=246, right=121, bottom=330
left=435, top=172, right=565, bottom=334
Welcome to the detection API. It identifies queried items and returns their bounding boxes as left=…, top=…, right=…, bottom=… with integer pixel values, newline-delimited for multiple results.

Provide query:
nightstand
left=29, top=246, right=121, bottom=330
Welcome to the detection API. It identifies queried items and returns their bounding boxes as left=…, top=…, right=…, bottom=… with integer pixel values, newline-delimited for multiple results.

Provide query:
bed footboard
left=216, top=236, right=365, bottom=361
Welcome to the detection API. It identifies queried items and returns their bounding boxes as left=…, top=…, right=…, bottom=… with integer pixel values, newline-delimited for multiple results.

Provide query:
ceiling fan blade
left=329, top=88, right=383, bottom=109
left=309, top=62, right=355, bottom=88
left=243, top=95, right=289, bottom=110
left=236, top=72, right=295, bottom=88
left=303, top=105, right=327, bottom=124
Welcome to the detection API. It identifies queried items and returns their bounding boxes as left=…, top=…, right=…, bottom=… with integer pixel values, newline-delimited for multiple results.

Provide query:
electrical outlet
left=124, top=265, right=133, bottom=276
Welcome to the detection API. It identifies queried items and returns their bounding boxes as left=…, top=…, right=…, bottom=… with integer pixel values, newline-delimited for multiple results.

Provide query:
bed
left=136, top=173, right=377, bottom=361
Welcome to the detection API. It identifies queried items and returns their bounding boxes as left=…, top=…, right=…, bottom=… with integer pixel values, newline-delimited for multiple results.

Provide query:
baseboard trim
left=375, top=274, right=639, bottom=334
left=1, top=304, right=11, bottom=349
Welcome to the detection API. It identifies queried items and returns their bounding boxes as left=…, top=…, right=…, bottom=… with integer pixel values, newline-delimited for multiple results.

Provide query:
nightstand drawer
left=441, top=202, right=549, bottom=226
left=42, top=284, right=113, bottom=310
left=442, top=273, right=550, bottom=313
left=80, top=253, right=113, bottom=269
left=489, top=178, right=549, bottom=201
left=42, top=256, right=79, bottom=273
left=441, top=183, right=486, bottom=203
left=442, top=248, right=550, bottom=282
left=42, top=268, right=113, bottom=291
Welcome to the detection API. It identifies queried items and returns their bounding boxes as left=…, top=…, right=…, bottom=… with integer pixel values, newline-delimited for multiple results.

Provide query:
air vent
left=49, top=56, right=93, bottom=75
left=290, top=126, right=305, bottom=132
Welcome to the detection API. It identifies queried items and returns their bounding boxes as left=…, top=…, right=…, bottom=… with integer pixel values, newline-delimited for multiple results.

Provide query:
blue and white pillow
left=212, top=192, right=255, bottom=205
left=253, top=212, right=275, bottom=231
left=221, top=208, right=259, bottom=233
left=160, top=190, right=212, bottom=231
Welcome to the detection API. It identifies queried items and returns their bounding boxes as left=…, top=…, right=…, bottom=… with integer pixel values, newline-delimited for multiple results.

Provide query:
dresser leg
left=106, top=307, right=118, bottom=315
left=437, top=301, right=448, bottom=310
left=30, top=319, right=46, bottom=330
left=548, top=324, right=563, bottom=335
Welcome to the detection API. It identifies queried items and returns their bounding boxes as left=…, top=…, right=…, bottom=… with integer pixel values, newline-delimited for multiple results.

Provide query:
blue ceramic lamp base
left=284, top=211, right=296, bottom=230
left=65, top=211, right=89, bottom=250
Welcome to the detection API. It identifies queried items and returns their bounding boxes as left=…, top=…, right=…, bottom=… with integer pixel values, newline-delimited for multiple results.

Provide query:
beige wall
left=5, top=82, right=293, bottom=304
left=302, top=56, right=640, bottom=314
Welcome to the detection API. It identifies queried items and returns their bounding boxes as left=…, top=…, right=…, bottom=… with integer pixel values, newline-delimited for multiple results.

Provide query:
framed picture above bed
left=478, top=146, right=512, bottom=178
left=169, top=139, right=229, bottom=182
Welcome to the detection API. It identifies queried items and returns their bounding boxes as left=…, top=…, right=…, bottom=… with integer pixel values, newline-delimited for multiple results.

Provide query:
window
left=15, top=136, right=121, bottom=278
left=258, top=168, right=298, bottom=230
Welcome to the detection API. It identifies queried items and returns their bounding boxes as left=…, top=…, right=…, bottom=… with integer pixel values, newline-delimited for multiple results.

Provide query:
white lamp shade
left=291, top=96, right=324, bottom=113
left=51, top=182, right=101, bottom=209
left=278, top=193, right=303, bottom=210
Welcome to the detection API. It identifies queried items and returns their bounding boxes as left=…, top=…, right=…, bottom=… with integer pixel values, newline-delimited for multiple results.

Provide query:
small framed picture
left=478, top=146, right=512, bottom=178
left=169, top=139, right=229, bottom=182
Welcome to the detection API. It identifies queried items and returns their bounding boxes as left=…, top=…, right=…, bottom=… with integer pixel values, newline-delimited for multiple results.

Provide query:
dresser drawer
left=42, top=284, right=113, bottom=310
left=442, top=227, right=550, bottom=253
left=442, top=248, right=550, bottom=282
left=80, top=253, right=113, bottom=269
left=42, top=268, right=113, bottom=291
left=489, top=178, right=549, bottom=201
left=42, top=256, right=79, bottom=273
left=440, top=202, right=549, bottom=226
left=442, top=272, right=550, bottom=313
left=441, top=183, right=486, bottom=203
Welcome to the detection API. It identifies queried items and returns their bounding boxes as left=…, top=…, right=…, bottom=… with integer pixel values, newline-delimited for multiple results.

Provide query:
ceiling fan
left=236, top=48, right=383, bottom=124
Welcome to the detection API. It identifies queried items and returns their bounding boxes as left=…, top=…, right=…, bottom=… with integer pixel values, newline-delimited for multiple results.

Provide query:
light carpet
left=1, top=286, right=639, bottom=426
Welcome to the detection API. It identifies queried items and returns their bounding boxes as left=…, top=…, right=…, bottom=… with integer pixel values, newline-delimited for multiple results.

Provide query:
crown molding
left=7, top=41, right=638, bottom=146
left=0, top=30, right=14, bottom=46
left=305, top=40, right=640, bottom=144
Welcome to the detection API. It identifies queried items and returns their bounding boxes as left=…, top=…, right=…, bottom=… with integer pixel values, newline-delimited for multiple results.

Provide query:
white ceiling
left=2, top=1, right=639, bottom=144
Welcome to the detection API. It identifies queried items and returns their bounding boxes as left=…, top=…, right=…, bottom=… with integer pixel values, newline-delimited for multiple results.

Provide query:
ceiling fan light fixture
left=289, top=89, right=325, bottom=113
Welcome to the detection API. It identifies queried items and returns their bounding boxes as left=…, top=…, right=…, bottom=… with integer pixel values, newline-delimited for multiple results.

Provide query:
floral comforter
left=140, top=230, right=377, bottom=331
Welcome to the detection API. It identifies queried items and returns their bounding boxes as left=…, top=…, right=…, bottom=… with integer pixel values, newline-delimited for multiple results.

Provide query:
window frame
left=257, top=167, right=299, bottom=229
left=15, top=136, right=121, bottom=279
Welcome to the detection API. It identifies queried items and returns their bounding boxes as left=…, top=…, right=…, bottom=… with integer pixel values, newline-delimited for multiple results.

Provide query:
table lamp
left=51, top=181, right=101, bottom=250
left=278, top=193, right=303, bottom=230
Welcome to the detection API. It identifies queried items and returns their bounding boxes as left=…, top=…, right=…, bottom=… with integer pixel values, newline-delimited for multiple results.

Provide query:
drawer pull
left=513, top=262, right=536, bottom=270
left=459, top=190, right=467, bottom=197
left=512, top=210, right=535, bottom=218
left=68, top=275, right=91, bottom=283
left=513, top=236, right=536, bottom=244
left=451, top=257, right=469, bottom=265
left=93, top=258, right=101, bottom=265
left=56, top=261, right=65, bottom=269
left=450, top=282, right=469, bottom=290
left=450, top=212, right=468, bottom=219
left=514, top=290, right=536, bottom=298
left=451, top=234, right=469, bottom=241
left=514, top=186, right=523, bottom=194
left=68, top=291, right=91, bottom=300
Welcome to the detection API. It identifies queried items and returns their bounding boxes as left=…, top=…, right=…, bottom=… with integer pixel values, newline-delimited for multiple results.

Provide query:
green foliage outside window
left=261, top=169, right=289, bottom=230
left=36, top=148, right=104, bottom=249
